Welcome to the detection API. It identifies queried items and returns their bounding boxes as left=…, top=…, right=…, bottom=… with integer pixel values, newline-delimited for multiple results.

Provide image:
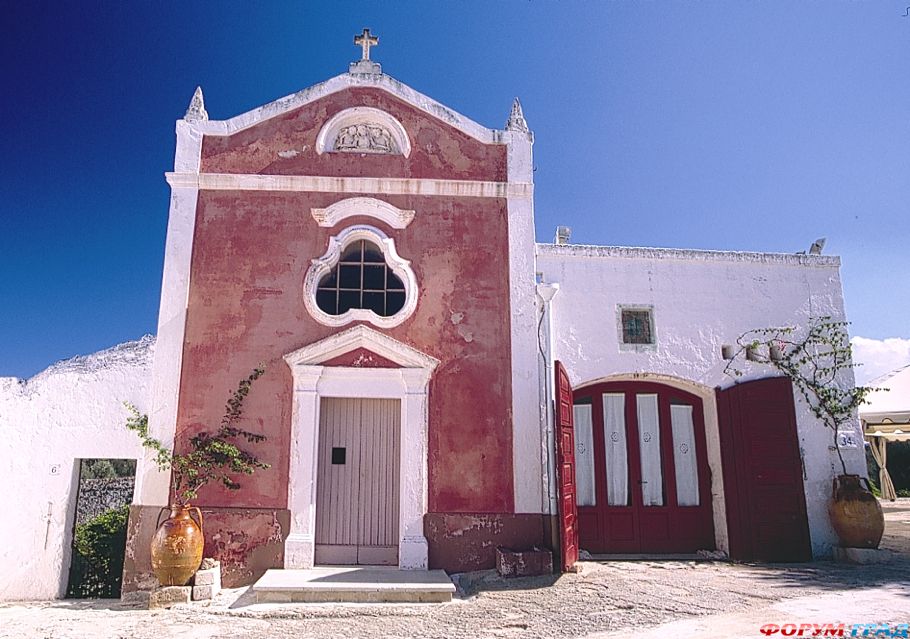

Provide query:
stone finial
left=505, top=97, right=529, bottom=133
left=185, top=86, right=208, bottom=122
left=350, top=27, right=382, bottom=75
left=354, top=28, right=379, bottom=61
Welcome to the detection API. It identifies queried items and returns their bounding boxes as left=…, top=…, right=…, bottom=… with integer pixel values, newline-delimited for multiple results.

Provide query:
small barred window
left=315, top=240, right=406, bottom=317
left=621, top=309, right=653, bottom=345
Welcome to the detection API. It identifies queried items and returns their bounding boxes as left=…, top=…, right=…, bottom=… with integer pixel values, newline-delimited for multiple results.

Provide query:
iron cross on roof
left=354, top=28, right=379, bottom=61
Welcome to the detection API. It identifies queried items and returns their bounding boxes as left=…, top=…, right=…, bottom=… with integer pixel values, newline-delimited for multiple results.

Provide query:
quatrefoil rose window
left=304, top=226, right=417, bottom=328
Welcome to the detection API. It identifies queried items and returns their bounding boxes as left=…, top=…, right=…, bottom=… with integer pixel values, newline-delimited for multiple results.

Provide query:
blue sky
left=2, top=1, right=908, bottom=379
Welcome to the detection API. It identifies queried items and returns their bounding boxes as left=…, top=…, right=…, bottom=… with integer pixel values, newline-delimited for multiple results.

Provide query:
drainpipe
left=536, top=281, right=560, bottom=516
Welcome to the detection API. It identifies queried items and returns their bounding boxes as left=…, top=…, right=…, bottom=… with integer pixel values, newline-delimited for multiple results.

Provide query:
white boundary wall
left=537, top=244, right=866, bottom=558
left=0, top=337, right=153, bottom=600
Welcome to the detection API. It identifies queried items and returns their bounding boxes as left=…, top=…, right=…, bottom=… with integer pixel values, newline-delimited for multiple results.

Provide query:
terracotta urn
left=151, top=505, right=204, bottom=586
left=827, top=475, right=884, bottom=549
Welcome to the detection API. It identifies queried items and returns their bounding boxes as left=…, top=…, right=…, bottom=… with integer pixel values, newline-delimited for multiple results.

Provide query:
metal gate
left=315, top=398, right=401, bottom=565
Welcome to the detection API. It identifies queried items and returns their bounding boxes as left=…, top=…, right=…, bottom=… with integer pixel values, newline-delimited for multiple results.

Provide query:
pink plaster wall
left=200, top=88, right=507, bottom=182
left=321, top=347, right=401, bottom=368
left=176, top=88, right=515, bottom=515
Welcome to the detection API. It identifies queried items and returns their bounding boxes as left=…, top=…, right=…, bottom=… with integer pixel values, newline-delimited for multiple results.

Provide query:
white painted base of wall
left=399, top=536, right=430, bottom=570
left=284, top=533, right=315, bottom=570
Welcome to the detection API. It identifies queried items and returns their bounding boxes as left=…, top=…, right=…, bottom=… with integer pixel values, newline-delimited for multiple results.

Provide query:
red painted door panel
left=574, top=382, right=715, bottom=554
left=555, top=361, right=579, bottom=572
left=717, top=377, right=812, bottom=562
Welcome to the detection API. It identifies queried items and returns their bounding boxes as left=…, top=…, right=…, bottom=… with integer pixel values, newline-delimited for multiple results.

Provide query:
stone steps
left=252, top=566, right=456, bottom=603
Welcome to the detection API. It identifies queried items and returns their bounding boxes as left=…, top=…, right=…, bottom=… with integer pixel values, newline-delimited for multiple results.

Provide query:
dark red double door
left=573, top=381, right=715, bottom=554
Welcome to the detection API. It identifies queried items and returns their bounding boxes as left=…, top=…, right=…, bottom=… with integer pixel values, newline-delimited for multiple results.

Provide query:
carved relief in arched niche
left=315, top=107, right=411, bottom=157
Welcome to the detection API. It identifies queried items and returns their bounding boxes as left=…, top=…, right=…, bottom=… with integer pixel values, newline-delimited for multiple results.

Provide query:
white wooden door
left=315, top=398, right=400, bottom=565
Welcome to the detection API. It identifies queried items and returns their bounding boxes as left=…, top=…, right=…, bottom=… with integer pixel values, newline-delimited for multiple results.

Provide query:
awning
left=864, top=420, right=910, bottom=442
left=863, top=429, right=898, bottom=501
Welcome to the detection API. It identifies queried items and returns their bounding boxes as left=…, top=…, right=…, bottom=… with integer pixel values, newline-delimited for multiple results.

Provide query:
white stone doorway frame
left=283, top=325, right=438, bottom=570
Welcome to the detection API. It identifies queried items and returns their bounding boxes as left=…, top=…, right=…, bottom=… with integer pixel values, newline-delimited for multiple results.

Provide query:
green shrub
left=66, top=505, right=130, bottom=598
left=80, top=459, right=136, bottom=479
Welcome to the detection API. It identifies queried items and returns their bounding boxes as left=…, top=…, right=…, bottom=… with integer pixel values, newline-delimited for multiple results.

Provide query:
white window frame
left=304, top=225, right=418, bottom=329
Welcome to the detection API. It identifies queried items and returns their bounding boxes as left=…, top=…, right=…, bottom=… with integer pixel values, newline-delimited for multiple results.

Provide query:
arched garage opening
left=572, top=379, right=716, bottom=554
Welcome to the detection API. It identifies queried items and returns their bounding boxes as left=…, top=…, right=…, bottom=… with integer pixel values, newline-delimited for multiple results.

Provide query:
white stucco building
left=0, top=337, right=153, bottom=600
left=537, top=244, right=863, bottom=562
left=0, top=41, right=867, bottom=600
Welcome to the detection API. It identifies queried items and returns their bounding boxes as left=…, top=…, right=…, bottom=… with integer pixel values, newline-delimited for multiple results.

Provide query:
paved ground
left=2, top=500, right=908, bottom=639
left=881, top=498, right=910, bottom=555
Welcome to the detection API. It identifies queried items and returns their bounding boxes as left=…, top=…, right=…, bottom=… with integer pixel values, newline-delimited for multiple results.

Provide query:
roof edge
left=184, top=72, right=501, bottom=145
left=537, top=243, right=841, bottom=267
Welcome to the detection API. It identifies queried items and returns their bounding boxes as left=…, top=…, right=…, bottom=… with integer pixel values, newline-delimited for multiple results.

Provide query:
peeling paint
left=457, top=325, right=474, bottom=343
left=200, top=88, right=507, bottom=182
left=164, top=82, right=520, bottom=580
left=425, top=513, right=548, bottom=572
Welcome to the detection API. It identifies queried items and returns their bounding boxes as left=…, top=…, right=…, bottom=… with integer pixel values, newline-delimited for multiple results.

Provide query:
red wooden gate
left=555, top=361, right=579, bottom=572
left=717, top=377, right=812, bottom=562
left=573, top=382, right=715, bottom=554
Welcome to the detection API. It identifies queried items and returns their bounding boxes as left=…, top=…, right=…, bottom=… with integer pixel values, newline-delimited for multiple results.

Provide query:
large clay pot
left=828, top=475, right=884, bottom=549
left=151, top=505, right=204, bottom=586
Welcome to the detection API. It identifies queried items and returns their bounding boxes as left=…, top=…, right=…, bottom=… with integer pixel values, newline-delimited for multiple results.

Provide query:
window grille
left=621, top=309, right=653, bottom=345
left=315, top=240, right=406, bottom=317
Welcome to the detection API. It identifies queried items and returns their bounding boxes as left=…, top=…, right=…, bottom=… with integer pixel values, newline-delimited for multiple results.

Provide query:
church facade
left=114, top=40, right=866, bottom=590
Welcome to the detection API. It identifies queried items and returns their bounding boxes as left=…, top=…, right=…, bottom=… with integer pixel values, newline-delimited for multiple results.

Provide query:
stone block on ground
left=192, top=584, right=215, bottom=601
left=193, top=568, right=219, bottom=587
left=833, top=547, right=894, bottom=564
left=120, top=589, right=151, bottom=606
left=496, top=547, right=553, bottom=577
left=191, top=558, right=222, bottom=599
left=148, top=586, right=191, bottom=609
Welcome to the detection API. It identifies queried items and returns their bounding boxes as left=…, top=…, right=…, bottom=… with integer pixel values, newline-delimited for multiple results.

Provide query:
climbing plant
left=125, top=366, right=270, bottom=506
left=723, top=316, right=882, bottom=476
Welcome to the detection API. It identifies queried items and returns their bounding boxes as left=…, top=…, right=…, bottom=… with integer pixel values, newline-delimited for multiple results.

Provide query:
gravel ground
left=2, top=500, right=908, bottom=639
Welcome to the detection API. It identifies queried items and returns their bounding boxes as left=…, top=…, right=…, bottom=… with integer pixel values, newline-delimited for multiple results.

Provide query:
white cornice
left=536, top=243, right=841, bottom=267
left=165, top=172, right=531, bottom=199
left=283, top=324, right=439, bottom=370
left=180, top=72, right=500, bottom=145
left=311, top=197, right=415, bottom=229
